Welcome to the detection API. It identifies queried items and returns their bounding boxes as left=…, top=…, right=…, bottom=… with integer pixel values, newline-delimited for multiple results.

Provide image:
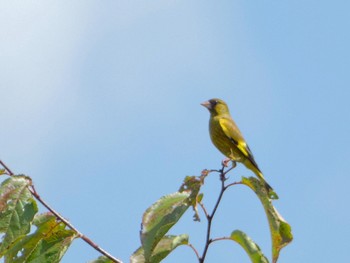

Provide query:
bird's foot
left=231, top=161, right=237, bottom=168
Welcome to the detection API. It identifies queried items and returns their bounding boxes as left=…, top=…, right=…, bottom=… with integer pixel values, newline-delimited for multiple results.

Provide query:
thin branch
left=198, top=202, right=209, bottom=219
left=199, top=164, right=228, bottom=263
left=207, top=169, right=221, bottom=173
left=224, top=181, right=242, bottom=190
left=0, top=160, right=122, bottom=263
left=198, top=160, right=239, bottom=263
left=210, top=177, right=226, bottom=219
left=222, top=161, right=236, bottom=177
left=188, top=243, right=201, bottom=261
left=0, top=159, right=14, bottom=176
left=211, top=236, right=231, bottom=243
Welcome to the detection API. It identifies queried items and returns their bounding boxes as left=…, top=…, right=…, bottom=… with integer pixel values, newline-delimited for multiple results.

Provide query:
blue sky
left=1, top=1, right=350, bottom=262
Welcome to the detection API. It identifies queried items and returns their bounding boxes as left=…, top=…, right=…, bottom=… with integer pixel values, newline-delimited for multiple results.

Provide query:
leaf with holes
left=0, top=176, right=38, bottom=256
left=4, top=213, right=77, bottom=262
left=242, top=177, right=293, bottom=263
left=141, top=192, right=190, bottom=261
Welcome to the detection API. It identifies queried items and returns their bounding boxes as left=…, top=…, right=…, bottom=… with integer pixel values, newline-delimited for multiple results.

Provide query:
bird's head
left=201, top=98, right=230, bottom=116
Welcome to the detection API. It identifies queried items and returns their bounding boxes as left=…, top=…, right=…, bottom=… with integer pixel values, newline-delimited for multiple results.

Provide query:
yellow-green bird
left=201, top=98, right=278, bottom=199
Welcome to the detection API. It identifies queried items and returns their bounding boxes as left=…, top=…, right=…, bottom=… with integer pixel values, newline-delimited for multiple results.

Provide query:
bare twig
left=0, top=160, right=14, bottom=176
left=198, top=202, right=209, bottom=219
left=197, top=160, right=240, bottom=263
left=225, top=181, right=242, bottom=190
left=0, top=160, right=122, bottom=263
left=188, top=243, right=201, bottom=261
left=211, top=236, right=231, bottom=243
left=199, top=162, right=237, bottom=263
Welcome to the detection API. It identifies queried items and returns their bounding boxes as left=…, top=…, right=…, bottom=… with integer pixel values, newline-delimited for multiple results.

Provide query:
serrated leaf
left=230, top=230, right=269, bottom=263
left=0, top=176, right=38, bottom=255
left=242, top=177, right=293, bottom=263
left=4, top=213, right=77, bottom=263
left=141, top=192, right=190, bottom=261
left=89, top=255, right=115, bottom=263
left=131, top=234, right=189, bottom=263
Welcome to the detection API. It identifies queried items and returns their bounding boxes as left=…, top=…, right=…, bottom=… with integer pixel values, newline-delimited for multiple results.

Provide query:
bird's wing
left=219, top=117, right=259, bottom=168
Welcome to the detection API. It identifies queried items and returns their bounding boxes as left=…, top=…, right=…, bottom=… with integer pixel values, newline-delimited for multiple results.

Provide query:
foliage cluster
left=0, top=161, right=292, bottom=263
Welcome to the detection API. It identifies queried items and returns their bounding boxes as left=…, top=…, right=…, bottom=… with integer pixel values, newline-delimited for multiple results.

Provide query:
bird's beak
left=201, top=100, right=212, bottom=110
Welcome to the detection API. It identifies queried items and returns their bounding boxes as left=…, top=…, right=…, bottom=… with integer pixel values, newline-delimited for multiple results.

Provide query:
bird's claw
left=231, top=161, right=237, bottom=168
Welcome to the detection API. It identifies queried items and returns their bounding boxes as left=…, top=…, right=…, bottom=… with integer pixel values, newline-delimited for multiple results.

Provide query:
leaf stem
left=0, top=159, right=122, bottom=263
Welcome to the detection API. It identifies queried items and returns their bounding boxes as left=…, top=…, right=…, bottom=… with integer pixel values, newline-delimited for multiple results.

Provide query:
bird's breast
left=209, top=118, right=242, bottom=161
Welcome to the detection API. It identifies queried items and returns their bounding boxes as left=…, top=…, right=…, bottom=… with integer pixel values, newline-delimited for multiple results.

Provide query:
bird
left=201, top=98, right=278, bottom=199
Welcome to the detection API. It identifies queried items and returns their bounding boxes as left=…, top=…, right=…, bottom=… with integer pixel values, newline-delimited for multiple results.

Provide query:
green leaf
left=0, top=176, right=38, bottom=256
left=179, top=175, right=205, bottom=221
left=141, top=192, right=190, bottom=262
left=130, top=247, right=145, bottom=263
left=4, top=213, right=77, bottom=263
left=89, top=255, right=115, bottom=263
left=242, top=177, right=293, bottom=263
left=0, top=169, right=6, bottom=175
left=131, top=234, right=189, bottom=263
left=230, top=230, right=269, bottom=263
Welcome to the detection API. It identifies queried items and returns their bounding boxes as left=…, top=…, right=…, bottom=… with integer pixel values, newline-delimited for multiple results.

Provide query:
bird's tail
left=243, top=158, right=279, bottom=199
left=252, top=166, right=279, bottom=200
left=263, top=180, right=279, bottom=200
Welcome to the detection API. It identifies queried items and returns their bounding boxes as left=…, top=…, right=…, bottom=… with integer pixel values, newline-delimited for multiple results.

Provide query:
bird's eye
left=210, top=99, right=218, bottom=107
